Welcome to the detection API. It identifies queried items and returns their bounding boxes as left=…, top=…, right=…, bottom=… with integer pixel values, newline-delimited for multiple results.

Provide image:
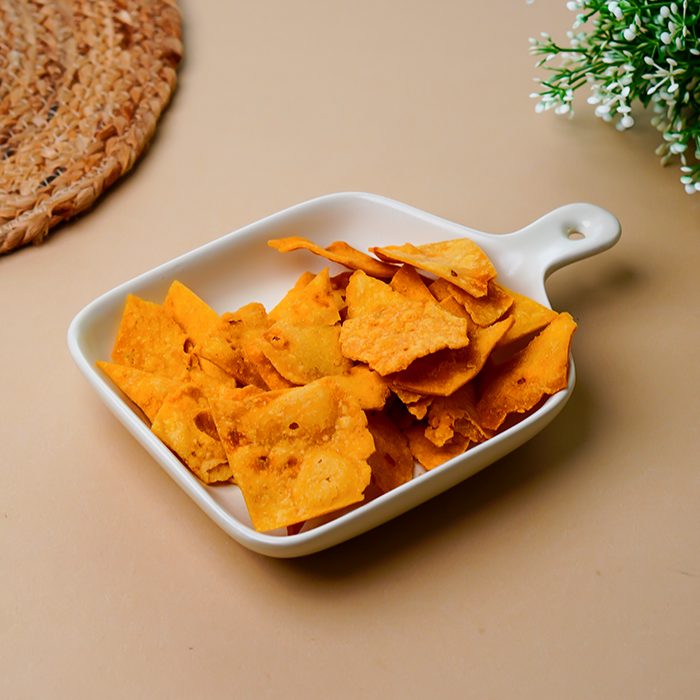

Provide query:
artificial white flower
left=530, top=0, right=700, bottom=193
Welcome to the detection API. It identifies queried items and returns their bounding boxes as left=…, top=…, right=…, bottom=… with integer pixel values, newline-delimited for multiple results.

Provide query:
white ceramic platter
left=67, top=192, right=620, bottom=557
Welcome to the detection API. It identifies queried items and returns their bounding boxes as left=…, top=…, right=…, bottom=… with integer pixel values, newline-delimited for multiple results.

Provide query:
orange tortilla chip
left=366, top=411, right=414, bottom=493
left=111, top=294, right=193, bottom=378
left=386, top=315, right=514, bottom=396
left=389, top=264, right=437, bottom=304
left=163, top=280, right=220, bottom=347
left=196, top=356, right=238, bottom=387
left=344, top=270, right=402, bottom=320
left=188, top=362, right=244, bottom=402
left=210, top=378, right=374, bottom=532
left=424, top=382, right=491, bottom=448
left=331, top=270, right=353, bottom=294
left=430, top=278, right=513, bottom=327
left=262, top=322, right=352, bottom=385
left=244, top=342, right=298, bottom=390
left=404, top=424, right=470, bottom=471
left=477, top=312, right=577, bottom=431
left=151, top=384, right=234, bottom=484
left=96, top=361, right=181, bottom=422
left=261, top=269, right=352, bottom=384
left=340, top=300, right=469, bottom=375
left=268, top=271, right=317, bottom=322
left=331, top=365, right=390, bottom=411
left=340, top=272, right=470, bottom=375
left=391, top=388, right=434, bottom=420
left=438, top=294, right=471, bottom=320
left=496, top=287, right=558, bottom=347
left=268, top=236, right=398, bottom=278
left=196, top=303, right=270, bottom=389
left=370, top=238, right=496, bottom=298
left=276, top=268, right=341, bottom=326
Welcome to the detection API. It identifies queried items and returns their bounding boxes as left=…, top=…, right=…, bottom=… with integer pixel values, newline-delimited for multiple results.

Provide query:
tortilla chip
left=151, top=384, right=234, bottom=484
left=245, top=342, right=298, bottom=390
left=195, top=303, right=270, bottom=389
left=330, top=271, right=352, bottom=317
left=111, top=294, right=193, bottom=378
left=386, top=315, right=514, bottom=395
left=262, top=321, right=352, bottom=385
left=163, top=280, right=220, bottom=347
left=96, top=361, right=181, bottom=422
left=344, top=270, right=402, bottom=320
left=390, top=388, right=435, bottom=420
left=496, top=287, right=558, bottom=347
left=438, top=294, right=471, bottom=319
left=477, top=312, right=577, bottom=431
left=366, top=411, right=414, bottom=493
left=278, top=268, right=341, bottom=325
left=261, top=269, right=352, bottom=384
left=389, top=264, right=437, bottom=304
left=268, top=236, right=398, bottom=278
left=370, top=238, right=496, bottom=298
left=430, top=278, right=513, bottom=327
left=339, top=278, right=470, bottom=375
left=331, top=365, right=390, bottom=411
left=196, top=356, right=238, bottom=387
left=331, top=271, right=353, bottom=294
left=268, top=271, right=317, bottom=323
left=391, top=387, right=424, bottom=405
left=188, top=361, right=245, bottom=402
left=405, top=396, right=434, bottom=420
left=404, top=424, right=470, bottom=471
left=210, top=378, right=374, bottom=532
left=424, top=383, right=491, bottom=448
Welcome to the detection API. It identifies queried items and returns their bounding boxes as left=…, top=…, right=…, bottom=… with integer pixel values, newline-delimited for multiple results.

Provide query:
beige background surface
left=2, top=0, right=699, bottom=697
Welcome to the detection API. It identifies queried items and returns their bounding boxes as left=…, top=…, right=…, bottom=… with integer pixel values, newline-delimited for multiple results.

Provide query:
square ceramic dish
left=67, top=192, right=620, bottom=557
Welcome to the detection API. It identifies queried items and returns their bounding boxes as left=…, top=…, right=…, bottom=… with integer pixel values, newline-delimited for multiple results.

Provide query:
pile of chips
left=98, top=235, right=576, bottom=533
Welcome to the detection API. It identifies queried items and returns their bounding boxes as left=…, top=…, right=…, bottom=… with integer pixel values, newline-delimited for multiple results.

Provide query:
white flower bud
left=621, top=115, right=634, bottom=128
left=609, top=2, right=623, bottom=19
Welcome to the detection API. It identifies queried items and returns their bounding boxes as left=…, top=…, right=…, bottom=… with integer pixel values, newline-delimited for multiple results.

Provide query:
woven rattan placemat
left=0, top=0, right=183, bottom=254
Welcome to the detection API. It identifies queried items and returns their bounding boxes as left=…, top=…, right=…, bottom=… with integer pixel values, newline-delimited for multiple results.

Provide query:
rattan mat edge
left=0, top=0, right=183, bottom=254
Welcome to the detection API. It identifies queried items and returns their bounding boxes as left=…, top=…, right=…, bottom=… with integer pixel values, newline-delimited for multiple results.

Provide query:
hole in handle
left=567, top=230, right=585, bottom=240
